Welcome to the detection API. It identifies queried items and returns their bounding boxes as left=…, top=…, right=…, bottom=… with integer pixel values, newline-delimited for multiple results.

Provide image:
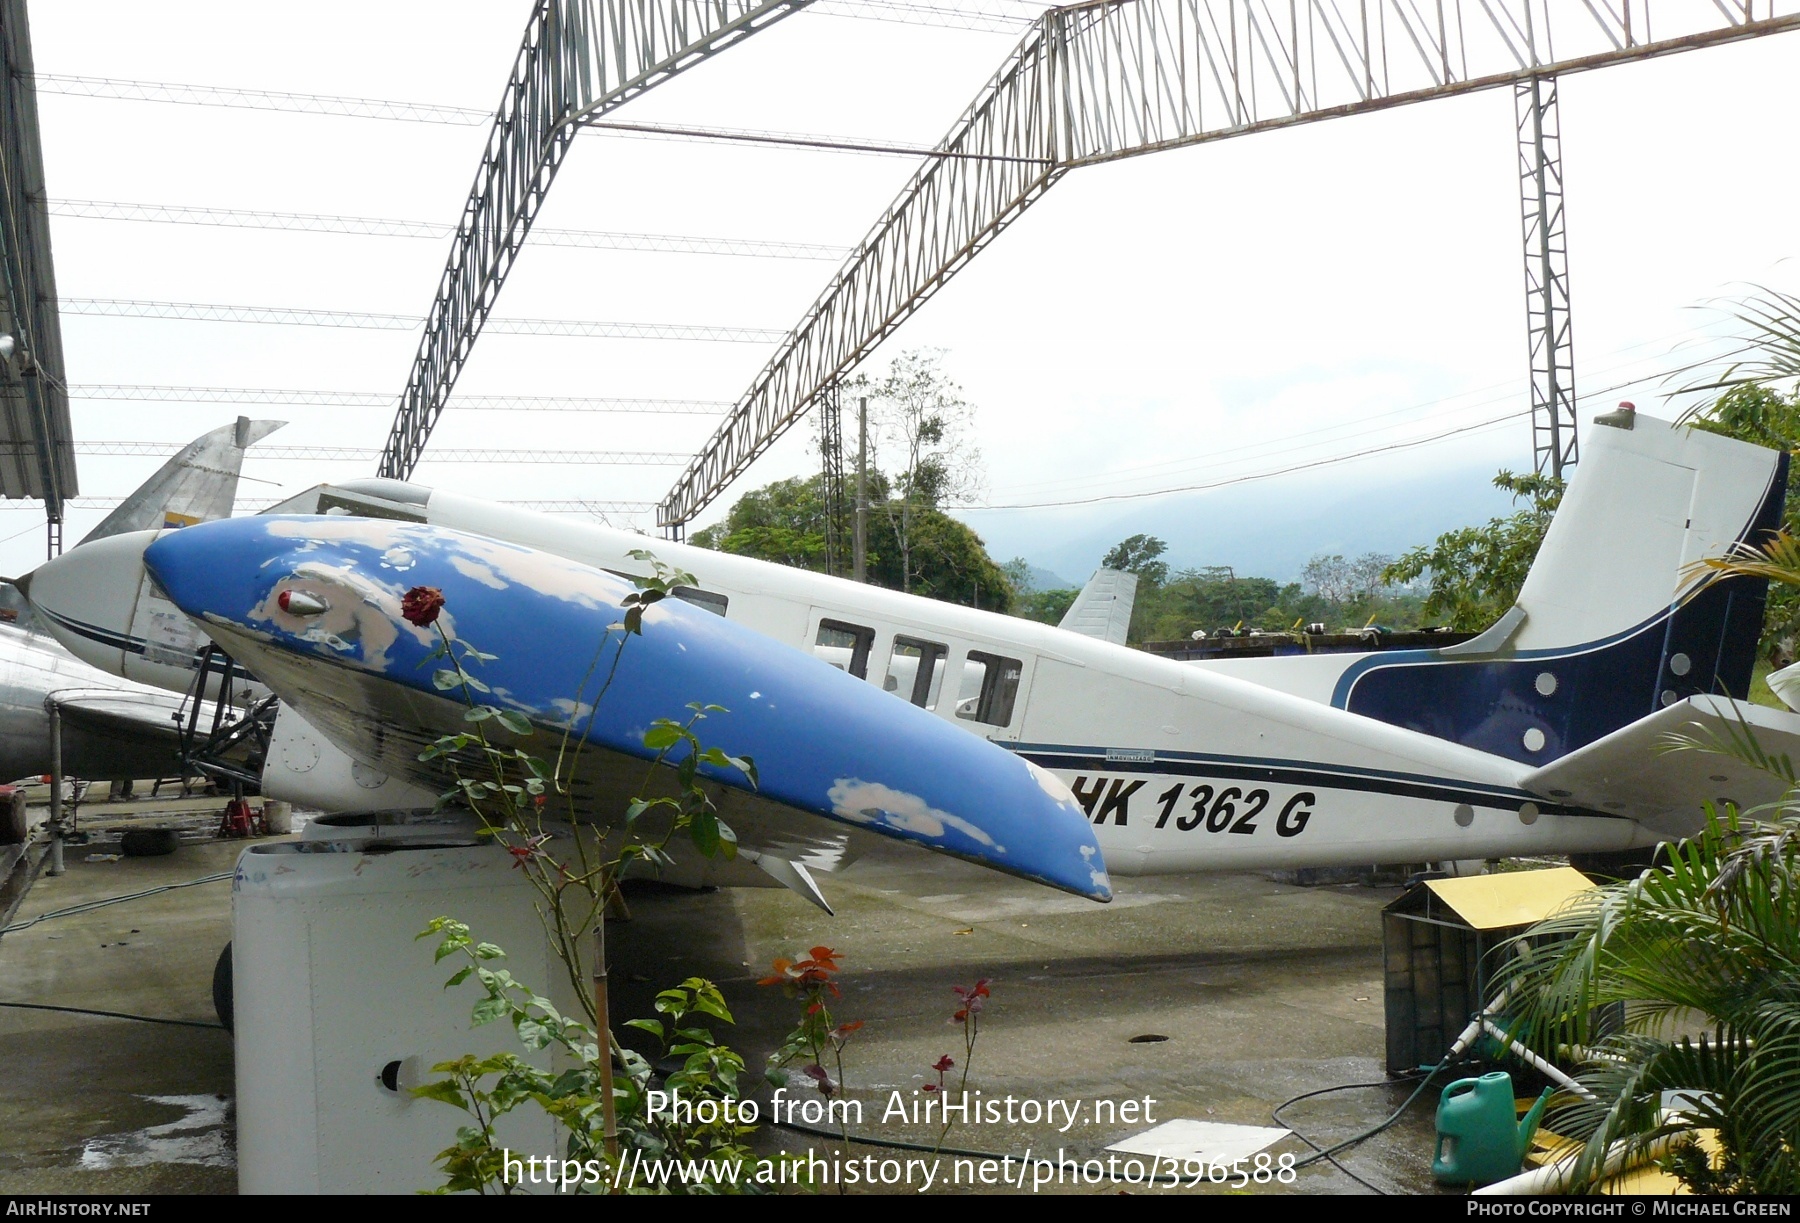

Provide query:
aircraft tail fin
left=1058, top=568, right=1138, bottom=646
left=1339, top=413, right=1786, bottom=766
left=78, top=416, right=285, bottom=546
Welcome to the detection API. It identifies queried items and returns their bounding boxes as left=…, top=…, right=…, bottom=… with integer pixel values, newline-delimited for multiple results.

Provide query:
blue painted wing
left=144, top=515, right=1111, bottom=901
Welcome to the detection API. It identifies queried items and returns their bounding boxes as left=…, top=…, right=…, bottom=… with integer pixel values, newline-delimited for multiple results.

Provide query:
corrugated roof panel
left=0, top=0, right=76, bottom=511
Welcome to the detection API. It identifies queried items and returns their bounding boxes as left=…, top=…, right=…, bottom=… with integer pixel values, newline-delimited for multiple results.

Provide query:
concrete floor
left=0, top=820, right=1461, bottom=1195
left=0, top=833, right=238, bottom=1195
left=610, top=843, right=1450, bottom=1195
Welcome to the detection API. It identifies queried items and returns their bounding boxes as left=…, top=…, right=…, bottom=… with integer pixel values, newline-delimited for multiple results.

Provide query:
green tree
left=890, top=506, right=1012, bottom=610
left=1380, top=471, right=1564, bottom=631
left=1676, top=285, right=1800, bottom=400
left=859, top=349, right=985, bottom=597
left=1303, top=552, right=1394, bottom=607
left=1135, top=568, right=1276, bottom=642
left=690, top=476, right=834, bottom=572
left=1098, top=535, right=1173, bottom=642
left=691, top=473, right=1012, bottom=613
left=1102, top=534, right=1170, bottom=587
left=1000, top=560, right=1079, bottom=625
left=1012, top=587, right=1079, bottom=626
left=403, top=563, right=764, bottom=1190
left=1122, top=561, right=1427, bottom=644
left=693, top=351, right=1013, bottom=611
left=1690, top=383, right=1800, bottom=667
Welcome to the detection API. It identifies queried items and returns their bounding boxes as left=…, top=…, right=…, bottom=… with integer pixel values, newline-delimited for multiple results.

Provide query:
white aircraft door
left=943, top=644, right=1035, bottom=743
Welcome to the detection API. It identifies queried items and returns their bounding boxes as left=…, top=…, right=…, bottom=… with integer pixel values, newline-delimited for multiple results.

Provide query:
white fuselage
left=260, top=482, right=1648, bottom=874
left=0, top=620, right=189, bottom=783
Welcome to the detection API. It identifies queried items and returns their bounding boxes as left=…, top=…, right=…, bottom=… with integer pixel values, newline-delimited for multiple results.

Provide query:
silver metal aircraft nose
left=22, top=530, right=160, bottom=679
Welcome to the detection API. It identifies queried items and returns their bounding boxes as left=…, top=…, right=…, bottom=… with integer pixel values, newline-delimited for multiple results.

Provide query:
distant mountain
left=1016, top=563, right=1078, bottom=592
left=964, top=461, right=1520, bottom=587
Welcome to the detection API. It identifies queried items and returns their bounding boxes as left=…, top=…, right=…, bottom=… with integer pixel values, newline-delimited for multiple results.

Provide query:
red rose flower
left=401, top=586, right=445, bottom=627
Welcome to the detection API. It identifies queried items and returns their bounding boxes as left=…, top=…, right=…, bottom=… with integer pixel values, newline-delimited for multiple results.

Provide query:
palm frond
left=1502, top=801, right=1800, bottom=1193
left=1659, top=714, right=1799, bottom=794
left=1674, top=287, right=1800, bottom=408
left=1685, top=532, right=1800, bottom=592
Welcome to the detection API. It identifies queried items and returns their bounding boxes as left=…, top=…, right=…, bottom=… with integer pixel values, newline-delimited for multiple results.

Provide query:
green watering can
left=1432, top=1071, right=1552, bottom=1187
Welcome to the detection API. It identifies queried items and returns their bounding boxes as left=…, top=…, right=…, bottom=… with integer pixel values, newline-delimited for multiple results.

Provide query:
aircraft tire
left=213, top=943, right=233, bottom=1033
left=120, top=828, right=179, bottom=857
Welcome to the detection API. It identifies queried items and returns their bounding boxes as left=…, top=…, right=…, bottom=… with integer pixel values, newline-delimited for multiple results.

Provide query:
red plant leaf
left=757, top=958, right=796, bottom=987
left=802, top=1063, right=837, bottom=1096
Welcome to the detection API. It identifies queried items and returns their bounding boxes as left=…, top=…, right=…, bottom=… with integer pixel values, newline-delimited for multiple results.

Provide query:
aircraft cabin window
left=956, top=651, right=1024, bottom=727
left=886, top=636, right=948, bottom=709
left=815, top=620, right=875, bottom=680
left=672, top=586, right=728, bottom=617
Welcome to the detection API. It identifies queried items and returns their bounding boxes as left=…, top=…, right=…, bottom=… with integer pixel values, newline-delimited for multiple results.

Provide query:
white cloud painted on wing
left=1023, top=757, right=1081, bottom=809
left=263, top=518, right=639, bottom=617
left=826, top=779, right=1003, bottom=853
left=450, top=554, right=509, bottom=590
left=1080, top=844, right=1111, bottom=894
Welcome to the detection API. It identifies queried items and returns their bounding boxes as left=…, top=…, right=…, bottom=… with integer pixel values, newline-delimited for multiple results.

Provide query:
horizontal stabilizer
left=1058, top=568, right=1137, bottom=646
left=1522, top=696, right=1800, bottom=836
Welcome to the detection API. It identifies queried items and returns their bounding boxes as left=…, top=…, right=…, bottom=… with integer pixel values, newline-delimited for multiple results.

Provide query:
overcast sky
left=6, top=0, right=1797, bottom=580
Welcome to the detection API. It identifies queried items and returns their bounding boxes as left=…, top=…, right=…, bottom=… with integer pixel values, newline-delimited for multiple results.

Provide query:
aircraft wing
left=127, top=514, right=1114, bottom=902
left=18, top=687, right=191, bottom=783
left=50, top=689, right=186, bottom=741
left=1057, top=568, right=1137, bottom=645
left=1521, top=695, right=1800, bottom=836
